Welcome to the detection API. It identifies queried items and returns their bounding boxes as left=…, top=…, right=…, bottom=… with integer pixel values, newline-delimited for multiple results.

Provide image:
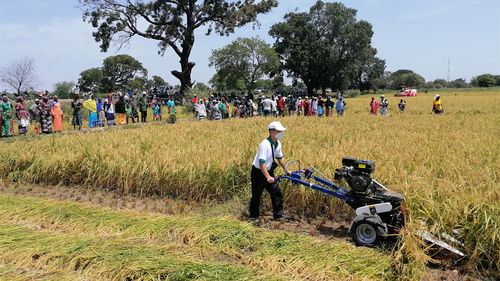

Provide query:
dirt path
left=0, top=182, right=486, bottom=281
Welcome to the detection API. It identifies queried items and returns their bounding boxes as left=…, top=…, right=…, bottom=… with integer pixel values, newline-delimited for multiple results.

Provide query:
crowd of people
left=191, top=94, right=349, bottom=120
left=74, top=92, right=178, bottom=130
left=0, top=91, right=178, bottom=137
left=0, top=91, right=444, bottom=138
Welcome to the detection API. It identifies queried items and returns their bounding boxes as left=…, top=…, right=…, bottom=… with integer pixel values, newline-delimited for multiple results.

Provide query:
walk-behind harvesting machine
left=276, top=157, right=466, bottom=259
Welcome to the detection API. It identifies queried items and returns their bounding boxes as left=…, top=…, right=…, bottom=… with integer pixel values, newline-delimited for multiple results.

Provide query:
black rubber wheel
left=351, top=220, right=380, bottom=246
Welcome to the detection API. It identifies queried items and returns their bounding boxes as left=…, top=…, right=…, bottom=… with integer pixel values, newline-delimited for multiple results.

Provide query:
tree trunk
left=171, top=22, right=196, bottom=99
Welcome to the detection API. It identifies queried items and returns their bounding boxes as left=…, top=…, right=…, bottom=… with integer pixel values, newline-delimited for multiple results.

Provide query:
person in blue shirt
left=166, top=98, right=176, bottom=123
left=335, top=97, right=346, bottom=116
left=152, top=103, right=162, bottom=121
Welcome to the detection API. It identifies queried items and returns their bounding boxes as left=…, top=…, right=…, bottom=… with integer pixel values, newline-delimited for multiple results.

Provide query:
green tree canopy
left=433, top=79, right=448, bottom=88
left=101, top=54, right=147, bottom=92
left=270, top=1, right=379, bottom=94
left=81, top=0, right=278, bottom=95
left=389, top=69, right=425, bottom=89
left=471, top=74, right=496, bottom=87
left=356, top=55, right=386, bottom=92
left=78, top=68, right=103, bottom=93
left=209, top=73, right=245, bottom=92
left=209, top=37, right=280, bottom=93
left=194, top=82, right=209, bottom=92
left=53, top=81, right=77, bottom=99
left=77, top=55, right=159, bottom=93
left=448, top=78, right=469, bottom=88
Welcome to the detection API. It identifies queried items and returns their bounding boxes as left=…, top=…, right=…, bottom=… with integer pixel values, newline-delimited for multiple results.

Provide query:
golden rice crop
left=1, top=90, right=498, bottom=277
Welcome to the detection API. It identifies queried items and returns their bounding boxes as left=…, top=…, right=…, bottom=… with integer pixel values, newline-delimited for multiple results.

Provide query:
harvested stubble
left=0, top=196, right=394, bottom=280
left=0, top=91, right=499, bottom=277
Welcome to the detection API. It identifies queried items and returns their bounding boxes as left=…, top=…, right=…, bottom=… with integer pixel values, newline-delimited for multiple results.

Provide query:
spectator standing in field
left=262, top=96, right=272, bottom=116
left=249, top=121, right=292, bottom=222
left=86, top=96, right=98, bottom=128
left=191, top=94, right=199, bottom=118
left=432, top=94, right=444, bottom=114
left=15, top=97, right=30, bottom=135
left=212, top=100, right=222, bottom=121
left=257, top=96, right=264, bottom=116
left=125, top=103, right=133, bottom=124
left=196, top=99, right=207, bottom=120
left=152, top=103, right=162, bottom=121
left=29, top=99, right=41, bottom=134
left=304, top=96, right=311, bottom=116
left=96, top=97, right=106, bottom=126
left=398, top=99, right=406, bottom=113
left=380, top=95, right=389, bottom=115
left=104, top=94, right=115, bottom=126
left=335, top=97, right=346, bottom=116
left=288, top=96, right=296, bottom=116
left=167, top=97, right=176, bottom=123
left=51, top=96, right=63, bottom=132
left=1, top=95, right=14, bottom=137
left=311, top=97, right=318, bottom=116
left=370, top=97, right=380, bottom=115
left=71, top=94, right=83, bottom=130
left=277, top=96, right=285, bottom=117
left=138, top=92, right=148, bottom=122
left=325, top=96, right=333, bottom=117
left=317, top=96, right=324, bottom=117
left=38, top=96, right=52, bottom=134
left=271, top=97, right=278, bottom=117
left=115, top=95, right=127, bottom=125
left=296, top=97, right=302, bottom=116
left=219, top=100, right=227, bottom=119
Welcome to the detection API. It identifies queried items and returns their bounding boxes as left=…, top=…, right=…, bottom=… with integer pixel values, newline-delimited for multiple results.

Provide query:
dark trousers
left=141, top=111, right=147, bottom=122
left=249, top=166, right=283, bottom=219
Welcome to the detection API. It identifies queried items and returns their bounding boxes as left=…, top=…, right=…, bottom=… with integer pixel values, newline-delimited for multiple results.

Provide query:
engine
left=334, top=157, right=376, bottom=194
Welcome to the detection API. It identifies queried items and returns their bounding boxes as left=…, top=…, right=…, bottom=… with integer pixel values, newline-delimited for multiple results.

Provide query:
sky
left=1, top=0, right=499, bottom=91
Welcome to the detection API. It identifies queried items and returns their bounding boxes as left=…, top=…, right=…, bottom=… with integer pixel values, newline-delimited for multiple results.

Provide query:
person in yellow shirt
left=432, top=94, right=444, bottom=114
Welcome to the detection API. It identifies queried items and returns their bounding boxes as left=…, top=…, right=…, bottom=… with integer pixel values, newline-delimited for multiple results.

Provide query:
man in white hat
left=249, top=121, right=292, bottom=221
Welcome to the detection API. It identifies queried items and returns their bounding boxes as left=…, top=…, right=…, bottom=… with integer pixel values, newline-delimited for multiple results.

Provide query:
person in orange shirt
left=51, top=96, right=63, bottom=132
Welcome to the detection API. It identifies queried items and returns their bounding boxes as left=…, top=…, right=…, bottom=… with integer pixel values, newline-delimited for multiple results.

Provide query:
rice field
left=0, top=89, right=498, bottom=280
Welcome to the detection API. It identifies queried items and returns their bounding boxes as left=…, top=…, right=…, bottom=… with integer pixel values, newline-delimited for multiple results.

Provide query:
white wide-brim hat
left=268, top=121, right=287, bottom=131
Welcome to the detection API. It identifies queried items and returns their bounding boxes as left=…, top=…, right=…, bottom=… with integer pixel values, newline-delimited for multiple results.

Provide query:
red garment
left=15, top=102, right=30, bottom=119
left=192, top=98, right=199, bottom=104
left=370, top=101, right=380, bottom=114
left=304, top=100, right=311, bottom=116
left=277, top=98, right=285, bottom=109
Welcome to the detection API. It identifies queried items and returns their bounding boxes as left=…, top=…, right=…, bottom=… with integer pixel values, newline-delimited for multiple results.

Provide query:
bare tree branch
left=0, top=58, right=39, bottom=95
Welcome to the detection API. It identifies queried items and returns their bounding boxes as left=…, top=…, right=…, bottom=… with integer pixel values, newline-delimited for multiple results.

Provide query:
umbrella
left=83, top=99, right=97, bottom=113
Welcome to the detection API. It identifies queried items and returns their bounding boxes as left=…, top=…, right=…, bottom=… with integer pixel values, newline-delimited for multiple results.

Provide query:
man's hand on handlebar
left=267, top=177, right=276, bottom=184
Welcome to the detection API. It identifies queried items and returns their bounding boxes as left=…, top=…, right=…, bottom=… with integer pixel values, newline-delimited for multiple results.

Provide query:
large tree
left=355, top=51, right=386, bottom=92
left=78, top=68, right=104, bottom=93
left=389, top=69, right=425, bottom=89
left=270, top=1, right=377, bottom=94
left=0, top=58, right=38, bottom=95
left=80, top=0, right=278, bottom=95
left=471, top=74, right=496, bottom=87
left=53, top=81, right=77, bottom=99
left=101, top=54, right=147, bottom=92
left=209, top=37, right=280, bottom=93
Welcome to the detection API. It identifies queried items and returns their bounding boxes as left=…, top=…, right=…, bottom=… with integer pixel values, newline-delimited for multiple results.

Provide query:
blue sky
left=1, top=0, right=499, bottom=91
